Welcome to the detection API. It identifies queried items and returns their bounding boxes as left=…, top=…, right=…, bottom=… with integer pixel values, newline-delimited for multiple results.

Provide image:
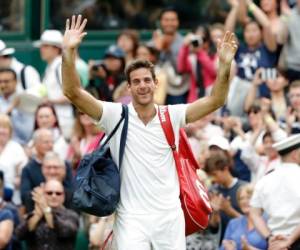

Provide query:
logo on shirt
left=159, top=106, right=167, bottom=123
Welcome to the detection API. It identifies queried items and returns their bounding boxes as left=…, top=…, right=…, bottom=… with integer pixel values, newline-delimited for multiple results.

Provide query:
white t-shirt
left=98, top=102, right=187, bottom=215
left=250, top=163, right=300, bottom=235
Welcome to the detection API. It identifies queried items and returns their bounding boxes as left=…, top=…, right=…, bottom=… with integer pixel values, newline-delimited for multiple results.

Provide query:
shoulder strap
left=20, top=65, right=27, bottom=89
left=99, top=105, right=128, bottom=168
left=158, top=106, right=176, bottom=151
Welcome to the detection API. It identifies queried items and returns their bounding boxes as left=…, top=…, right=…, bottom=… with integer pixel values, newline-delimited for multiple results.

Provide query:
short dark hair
left=204, top=151, right=231, bottom=174
left=125, top=59, right=156, bottom=84
left=0, top=68, right=17, bottom=80
left=159, top=6, right=179, bottom=20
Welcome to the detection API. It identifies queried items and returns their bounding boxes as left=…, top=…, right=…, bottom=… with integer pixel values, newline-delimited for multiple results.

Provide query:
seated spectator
left=0, top=68, right=34, bottom=144
left=20, top=129, right=72, bottom=213
left=0, top=170, right=21, bottom=250
left=28, top=103, right=68, bottom=160
left=0, top=206, right=14, bottom=250
left=67, top=110, right=104, bottom=171
left=0, top=114, right=27, bottom=205
left=204, top=150, right=247, bottom=243
left=220, top=184, right=267, bottom=250
left=16, top=179, right=79, bottom=250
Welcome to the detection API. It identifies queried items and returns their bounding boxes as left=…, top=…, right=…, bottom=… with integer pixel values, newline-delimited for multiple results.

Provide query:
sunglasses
left=46, top=191, right=63, bottom=196
left=247, top=108, right=261, bottom=115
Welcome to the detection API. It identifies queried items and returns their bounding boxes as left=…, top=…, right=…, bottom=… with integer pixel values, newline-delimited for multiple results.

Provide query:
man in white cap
left=34, top=30, right=74, bottom=139
left=250, top=134, right=300, bottom=250
left=0, top=39, right=41, bottom=92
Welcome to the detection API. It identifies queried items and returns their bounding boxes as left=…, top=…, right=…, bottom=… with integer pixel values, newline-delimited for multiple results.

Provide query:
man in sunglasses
left=16, top=179, right=79, bottom=250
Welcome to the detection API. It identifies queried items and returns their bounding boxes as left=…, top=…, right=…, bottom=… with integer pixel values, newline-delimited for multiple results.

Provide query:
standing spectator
left=117, top=29, right=140, bottom=64
left=0, top=40, right=41, bottom=92
left=0, top=114, right=27, bottom=205
left=250, top=134, right=300, bottom=250
left=16, top=179, right=79, bottom=250
left=221, top=184, right=267, bottom=250
left=34, top=30, right=74, bottom=139
left=178, top=26, right=217, bottom=102
left=0, top=68, right=35, bottom=144
left=88, top=45, right=126, bottom=101
left=278, top=0, right=300, bottom=81
left=152, top=7, right=187, bottom=104
left=204, top=150, right=247, bottom=243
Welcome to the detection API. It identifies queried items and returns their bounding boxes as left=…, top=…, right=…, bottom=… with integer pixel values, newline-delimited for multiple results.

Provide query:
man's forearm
left=62, top=48, right=81, bottom=99
left=210, top=61, right=231, bottom=107
left=250, top=209, right=271, bottom=238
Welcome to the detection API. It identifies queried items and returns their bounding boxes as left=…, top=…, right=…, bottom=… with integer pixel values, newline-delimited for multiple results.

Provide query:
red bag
left=158, top=106, right=212, bottom=235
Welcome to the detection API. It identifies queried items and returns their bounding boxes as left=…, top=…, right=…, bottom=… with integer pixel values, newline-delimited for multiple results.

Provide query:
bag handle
left=158, top=106, right=176, bottom=151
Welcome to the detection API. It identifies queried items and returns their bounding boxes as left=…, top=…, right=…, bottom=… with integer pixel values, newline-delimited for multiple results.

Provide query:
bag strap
left=20, top=65, right=27, bottom=90
left=99, top=104, right=128, bottom=168
left=158, top=106, right=177, bottom=151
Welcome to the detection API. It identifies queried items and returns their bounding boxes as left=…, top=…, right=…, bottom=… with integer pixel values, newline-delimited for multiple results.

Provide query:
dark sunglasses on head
left=46, top=191, right=63, bottom=196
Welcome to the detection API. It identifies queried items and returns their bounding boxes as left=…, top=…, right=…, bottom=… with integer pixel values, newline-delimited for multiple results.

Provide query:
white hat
left=33, top=30, right=63, bottom=48
left=0, top=40, right=15, bottom=56
left=272, top=134, right=300, bottom=156
left=208, top=136, right=230, bottom=151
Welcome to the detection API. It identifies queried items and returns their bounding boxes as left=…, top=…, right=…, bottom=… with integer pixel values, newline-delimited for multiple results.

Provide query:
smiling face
left=44, top=179, right=65, bottom=208
left=127, top=67, right=158, bottom=106
left=36, top=106, right=57, bottom=129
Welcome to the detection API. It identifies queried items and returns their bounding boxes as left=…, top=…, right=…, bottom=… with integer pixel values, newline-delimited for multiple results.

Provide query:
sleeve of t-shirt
left=0, top=209, right=14, bottom=223
left=169, top=104, right=188, bottom=128
left=97, top=101, right=123, bottom=134
left=250, top=180, right=264, bottom=209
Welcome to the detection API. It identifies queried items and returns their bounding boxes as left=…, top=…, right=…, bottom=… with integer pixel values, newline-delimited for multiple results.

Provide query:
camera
left=260, top=68, right=277, bottom=81
left=92, top=60, right=107, bottom=72
left=190, top=34, right=202, bottom=48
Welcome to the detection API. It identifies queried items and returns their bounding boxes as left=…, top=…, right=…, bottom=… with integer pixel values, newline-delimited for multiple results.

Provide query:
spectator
left=220, top=184, right=267, bottom=250
left=0, top=114, right=27, bottom=205
left=250, top=134, right=300, bottom=250
left=88, top=45, right=126, bottom=101
left=0, top=40, right=41, bottom=92
left=20, top=129, right=72, bottom=213
left=204, top=150, right=247, bottom=242
left=0, top=170, right=21, bottom=250
left=178, top=26, right=217, bottom=102
left=117, top=29, right=140, bottom=64
left=152, top=6, right=187, bottom=104
left=34, top=30, right=74, bottom=139
left=0, top=206, right=14, bottom=250
left=278, top=1, right=300, bottom=81
left=67, top=110, right=104, bottom=171
left=16, top=179, right=79, bottom=250
left=29, top=103, right=69, bottom=160
left=225, top=0, right=278, bottom=97
left=245, top=68, right=289, bottom=121
left=0, top=68, right=35, bottom=144
left=285, top=80, right=300, bottom=134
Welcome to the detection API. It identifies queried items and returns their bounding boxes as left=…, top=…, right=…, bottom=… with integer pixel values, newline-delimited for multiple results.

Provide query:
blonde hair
left=0, top=114, right=13, bottom=137
left=237, top=184, right=254, bottom=201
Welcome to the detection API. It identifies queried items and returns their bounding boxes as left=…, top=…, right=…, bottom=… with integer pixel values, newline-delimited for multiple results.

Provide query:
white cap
left=34, top=30, right=63, bottom=48
left=0, top=40, right=15, bottom=56
left=272, top=134, right=300, bottom=156
left=208, top=136, right=230, bottom=151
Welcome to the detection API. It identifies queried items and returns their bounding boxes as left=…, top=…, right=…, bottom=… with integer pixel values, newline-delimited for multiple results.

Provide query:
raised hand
left=63, top=15, right=87, bottom=50
left=217, top=31, right=238, bottom=65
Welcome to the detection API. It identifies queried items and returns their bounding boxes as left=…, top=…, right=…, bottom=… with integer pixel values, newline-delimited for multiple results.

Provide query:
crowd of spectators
left=0, top=0, right=300, bottom=249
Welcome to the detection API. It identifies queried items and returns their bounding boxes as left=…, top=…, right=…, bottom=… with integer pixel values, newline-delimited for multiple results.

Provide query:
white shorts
left=113, top=208, right=185, bottom=250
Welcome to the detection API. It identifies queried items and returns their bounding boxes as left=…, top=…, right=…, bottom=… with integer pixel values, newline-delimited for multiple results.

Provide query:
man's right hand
left=63, top=15, right=87, bottom=50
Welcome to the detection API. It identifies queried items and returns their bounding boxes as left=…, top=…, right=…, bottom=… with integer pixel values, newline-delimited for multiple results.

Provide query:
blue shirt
left=0, top=208, right=14, bottom=250
left=220, top=215, right=267, bottom=250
